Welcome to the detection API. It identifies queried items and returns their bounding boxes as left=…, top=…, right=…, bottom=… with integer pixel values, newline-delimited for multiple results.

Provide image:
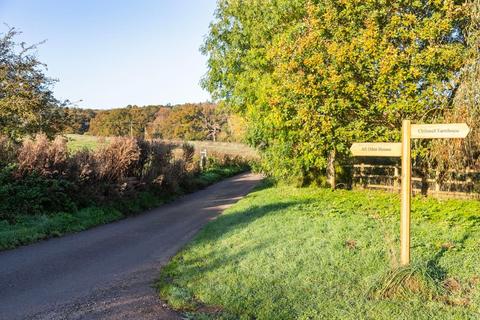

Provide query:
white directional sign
left=411, top=123, right=470, bottom=139
left=350, top=142, right=402, bottom=157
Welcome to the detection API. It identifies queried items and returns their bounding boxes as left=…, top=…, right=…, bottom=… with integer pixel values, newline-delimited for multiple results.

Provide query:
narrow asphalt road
left=0, top=172, right=262, bottom=320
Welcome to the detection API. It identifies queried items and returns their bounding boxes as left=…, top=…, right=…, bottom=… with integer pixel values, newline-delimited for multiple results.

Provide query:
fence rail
left=352, top=163, right=480, bottom=199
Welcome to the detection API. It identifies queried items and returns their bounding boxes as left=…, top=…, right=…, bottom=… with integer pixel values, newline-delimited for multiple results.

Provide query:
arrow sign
left=350, top=142, right=401, bottom=157
left=411, top=123, right=470, bottom=139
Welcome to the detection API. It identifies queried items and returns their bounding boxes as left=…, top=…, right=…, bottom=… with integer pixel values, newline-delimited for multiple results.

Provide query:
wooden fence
left=352, top=163, right=480, bottom=199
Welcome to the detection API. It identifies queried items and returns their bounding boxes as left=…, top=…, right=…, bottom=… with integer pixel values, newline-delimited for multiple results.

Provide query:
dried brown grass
left=94, top=137, right=141, bottom=182
left=17, top=134, right=69, bottom=177
left=12, top=135, right=198, bottom=197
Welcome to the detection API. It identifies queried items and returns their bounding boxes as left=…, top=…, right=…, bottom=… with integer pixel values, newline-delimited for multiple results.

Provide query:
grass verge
left=0, top=165, right=248, bottom=250
left=156, top=183, right=480, bottom=319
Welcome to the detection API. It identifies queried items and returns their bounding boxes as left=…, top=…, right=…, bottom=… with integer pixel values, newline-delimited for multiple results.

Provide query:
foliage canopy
left=0, top=28, right=65, bottom=141
left=202, top=0, right=469, bottom=184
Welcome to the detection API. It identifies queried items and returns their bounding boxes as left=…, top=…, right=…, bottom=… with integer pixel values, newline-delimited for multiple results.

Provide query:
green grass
left=157, top=184, right=480, bottom=319
left=0, top=206, right=123, bottom=249
left=0, top=165, right=248, bottom=250
left=66, top=134, right=111, bottom=151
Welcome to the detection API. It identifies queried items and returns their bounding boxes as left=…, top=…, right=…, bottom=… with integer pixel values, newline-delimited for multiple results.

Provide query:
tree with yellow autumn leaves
left=202, top=0, right=471, bottom=185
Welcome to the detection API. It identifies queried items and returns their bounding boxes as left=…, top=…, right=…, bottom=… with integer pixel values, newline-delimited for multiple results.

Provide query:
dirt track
left=0, top=172, right=262, bottom=320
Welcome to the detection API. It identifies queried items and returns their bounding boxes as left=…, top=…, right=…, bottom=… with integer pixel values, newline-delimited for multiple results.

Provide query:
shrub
left=0, top=165, right=77, bottom=222
left=136, top=139, right=174, bottom=184
left=94, top=137, right=140, bottom=183
left=0, top=134, right=248, bottom=225
left=182, top=143, right=195, bottom=163
left=162, top=160, right=187, bottom=193
left=181, top=142, right=199, bottom=174
left=68, top=148, right=96, bottom=184
left=206, top=150, right=251, bottom=170
left=17, top=134, right=69, bottom=178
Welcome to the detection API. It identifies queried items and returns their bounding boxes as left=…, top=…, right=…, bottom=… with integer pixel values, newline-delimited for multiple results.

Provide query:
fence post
left=200, top=149, right=207, bottom=171
left=359, top=163, right=365, bottom=188
left=352, top=164, right=358, bottom=188
left=327, top=149, right=336, bottom=189
left=394, top=166, right=400, bottom=192
left=435, top=169, right=441, bottom=193
left=466, top=169, right=473, bottom=193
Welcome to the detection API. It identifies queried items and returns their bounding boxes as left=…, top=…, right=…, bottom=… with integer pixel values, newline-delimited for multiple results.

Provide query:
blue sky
left=0, top=0, right=217, bottom=109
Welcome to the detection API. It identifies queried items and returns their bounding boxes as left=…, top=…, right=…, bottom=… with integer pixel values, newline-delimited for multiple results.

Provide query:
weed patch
left=368, top=262, right=445, bottom=300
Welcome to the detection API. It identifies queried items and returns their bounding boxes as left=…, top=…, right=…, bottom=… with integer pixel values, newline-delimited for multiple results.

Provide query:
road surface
left=0, top=172, right=262, bottom=320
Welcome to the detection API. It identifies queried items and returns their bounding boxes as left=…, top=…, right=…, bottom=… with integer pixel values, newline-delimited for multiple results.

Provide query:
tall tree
left=197, top=103, right=228, bottom=142
left=148, top=104, right=203, bottom=140
left=62, top=107, right=97, bottom=134
left=203, top=0, right=468, bottom=185
left=0, top=27, right=65, bottom=140
left=147, top=103, right=230, bottom=141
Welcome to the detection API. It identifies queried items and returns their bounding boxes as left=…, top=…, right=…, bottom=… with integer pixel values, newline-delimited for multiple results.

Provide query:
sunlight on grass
left=157, top=184, right=480, bottom=319
left=66, top=134, right=111, bottom=152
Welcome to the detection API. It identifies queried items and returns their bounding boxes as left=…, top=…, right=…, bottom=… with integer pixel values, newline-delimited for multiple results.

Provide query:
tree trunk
left=327, top=149, right=336, bottom=189
left=419, top=166, right=429, bottom=196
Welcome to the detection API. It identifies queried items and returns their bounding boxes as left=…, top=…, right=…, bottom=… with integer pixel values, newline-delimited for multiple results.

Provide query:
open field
left=66, top=134, right=258, bottom=159
left=173, top=140, right=258, bottom=159
left=157, top=183, right=480, bottom=319
left=66, top=134, right=111, bottom=151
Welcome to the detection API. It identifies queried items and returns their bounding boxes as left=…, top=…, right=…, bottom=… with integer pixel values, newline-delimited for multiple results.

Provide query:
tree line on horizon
left=0, top=27, right=245, bottom=144
left=62, top=103, right=246, bottom=142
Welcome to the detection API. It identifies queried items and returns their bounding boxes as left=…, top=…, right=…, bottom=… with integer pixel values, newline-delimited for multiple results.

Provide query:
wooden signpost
left=350, top=120, right=470, bottom=266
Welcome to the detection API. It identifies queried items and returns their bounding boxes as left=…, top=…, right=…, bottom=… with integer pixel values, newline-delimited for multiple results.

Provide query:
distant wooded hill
left=62, top=103, right=246, bottom=142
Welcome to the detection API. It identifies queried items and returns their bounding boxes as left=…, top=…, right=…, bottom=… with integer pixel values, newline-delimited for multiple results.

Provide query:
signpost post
left=350, top=120, right=470, bottom=266
left=401, top=120, right=412, bottom=266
